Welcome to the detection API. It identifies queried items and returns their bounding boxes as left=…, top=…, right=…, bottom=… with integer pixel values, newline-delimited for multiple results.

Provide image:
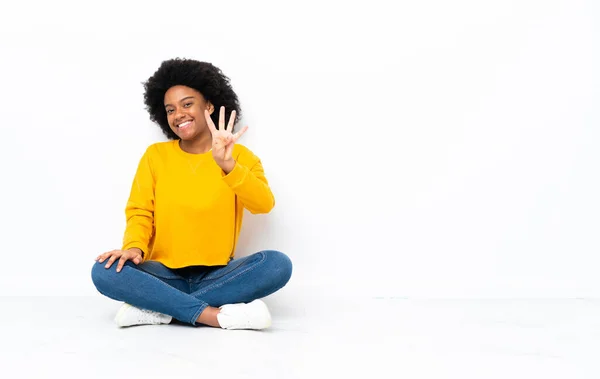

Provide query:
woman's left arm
left=206, top=107, right=275, bottom=214
left=221, top=155, right=275, bottom=214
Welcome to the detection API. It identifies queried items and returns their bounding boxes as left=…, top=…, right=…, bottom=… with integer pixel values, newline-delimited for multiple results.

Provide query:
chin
left=173, top=129, right=195, bottom=140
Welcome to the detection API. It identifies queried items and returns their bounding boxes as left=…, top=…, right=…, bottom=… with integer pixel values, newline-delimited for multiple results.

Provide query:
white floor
left=1, top=295, right=599, bottom=378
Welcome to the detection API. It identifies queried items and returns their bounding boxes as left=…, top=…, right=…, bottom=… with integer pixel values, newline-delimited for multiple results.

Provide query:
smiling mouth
left=177, top=120, right=193, bottom=130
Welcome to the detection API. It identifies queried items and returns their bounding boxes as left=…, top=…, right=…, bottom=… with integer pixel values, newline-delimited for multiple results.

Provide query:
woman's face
left=164, top=85, right=213, bottom=140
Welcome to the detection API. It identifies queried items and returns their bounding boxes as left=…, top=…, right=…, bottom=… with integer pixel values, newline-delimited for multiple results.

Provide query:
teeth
left=178, top=121, right=192, bottom=128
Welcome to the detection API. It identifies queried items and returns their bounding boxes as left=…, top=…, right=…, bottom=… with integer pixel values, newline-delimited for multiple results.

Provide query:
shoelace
left=136, top=309, right=164, bottom=323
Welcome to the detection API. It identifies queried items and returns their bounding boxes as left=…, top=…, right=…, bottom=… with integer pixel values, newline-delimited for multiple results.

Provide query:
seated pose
left=91, top=58, right=292, bottom=330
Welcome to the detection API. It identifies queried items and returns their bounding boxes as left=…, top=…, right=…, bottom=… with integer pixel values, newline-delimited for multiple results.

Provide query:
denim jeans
left=91, top=250, right=292, bottom=325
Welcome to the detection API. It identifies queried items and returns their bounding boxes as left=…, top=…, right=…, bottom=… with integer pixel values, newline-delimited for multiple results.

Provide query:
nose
left=174, top=108, right=187, bottom=123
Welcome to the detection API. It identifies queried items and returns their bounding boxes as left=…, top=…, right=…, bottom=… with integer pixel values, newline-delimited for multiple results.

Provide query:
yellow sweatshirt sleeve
left=122, top=146, right=156, bottom=258
left=222, top=147, right=275, bottom=214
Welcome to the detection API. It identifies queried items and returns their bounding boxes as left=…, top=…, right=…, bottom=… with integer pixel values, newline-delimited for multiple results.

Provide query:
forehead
left=164, top=85, right=204, bottom=105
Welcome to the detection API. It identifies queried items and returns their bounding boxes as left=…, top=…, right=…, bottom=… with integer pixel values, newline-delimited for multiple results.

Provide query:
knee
left=263, top=250, right=293, bottom=287
left=91, top=261, right=112, bottom=293
left=91, top=260, right=129, bottom=293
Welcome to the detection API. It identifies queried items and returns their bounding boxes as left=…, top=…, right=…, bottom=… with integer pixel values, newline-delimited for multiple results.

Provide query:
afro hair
left=143, top=58, right=241, bottom=140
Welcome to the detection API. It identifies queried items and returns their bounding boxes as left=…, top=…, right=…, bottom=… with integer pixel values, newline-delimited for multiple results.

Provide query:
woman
left=91, top=58, right=292, bottom=330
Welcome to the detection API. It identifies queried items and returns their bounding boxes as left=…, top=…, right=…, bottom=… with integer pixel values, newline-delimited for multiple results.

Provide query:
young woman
left=91, top=58, right=292, bottom=330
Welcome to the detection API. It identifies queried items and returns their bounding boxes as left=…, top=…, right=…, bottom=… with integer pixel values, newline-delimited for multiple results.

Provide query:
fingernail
left=105, top=264, right=109, bottom=268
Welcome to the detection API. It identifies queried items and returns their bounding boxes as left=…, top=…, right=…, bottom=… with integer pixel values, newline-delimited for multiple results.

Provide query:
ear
left=207, top=102, right=214, bottom=114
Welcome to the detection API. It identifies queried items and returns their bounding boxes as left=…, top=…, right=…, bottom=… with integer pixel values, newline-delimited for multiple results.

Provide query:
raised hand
left=205, top=106, right=248, bottom=171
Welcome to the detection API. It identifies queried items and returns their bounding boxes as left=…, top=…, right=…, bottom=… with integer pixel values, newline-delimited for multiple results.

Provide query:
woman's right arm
left=121, top=146, right=156, bottom=260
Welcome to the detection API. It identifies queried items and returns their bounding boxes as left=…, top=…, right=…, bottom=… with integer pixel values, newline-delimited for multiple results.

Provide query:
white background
left=0, top=0, right=597, bottom=299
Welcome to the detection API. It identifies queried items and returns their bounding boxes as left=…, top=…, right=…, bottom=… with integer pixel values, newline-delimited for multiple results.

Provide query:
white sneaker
left=217, top=299, right=272, bottom=330
left=114, top=303, right=172, bottom=327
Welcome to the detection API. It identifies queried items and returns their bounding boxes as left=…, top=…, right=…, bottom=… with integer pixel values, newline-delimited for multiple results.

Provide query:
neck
left=179, top=133, right=212, bottom=154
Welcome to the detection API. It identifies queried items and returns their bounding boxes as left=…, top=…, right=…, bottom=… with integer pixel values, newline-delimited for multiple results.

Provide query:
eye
left=166, top=109, right=173, bottom=114
left=184, top=102, right=192, bottom=108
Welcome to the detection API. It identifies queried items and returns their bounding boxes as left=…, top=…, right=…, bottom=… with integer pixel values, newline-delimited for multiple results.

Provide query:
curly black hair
left=143, top=58, right=241, bottom=140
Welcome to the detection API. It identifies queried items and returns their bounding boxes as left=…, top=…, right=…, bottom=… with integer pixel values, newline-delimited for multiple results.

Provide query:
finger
left=232, top=126, right=249, bottom=143
left=132, top=255, right=141, bottom=265
left=226, top=110, right=236, bottom=132
left=116, top=256, right=127, bottom=273
left=204, top=110, right=217, bottom=134
left=219, top=106, right=225, bottom=131
left=97, top=251, right=114, bottom=263
left=104, top=254, right=120, bottom=269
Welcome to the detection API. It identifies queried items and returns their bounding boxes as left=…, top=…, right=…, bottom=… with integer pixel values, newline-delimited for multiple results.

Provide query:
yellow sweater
left=121, top=140, right=275, bottom=268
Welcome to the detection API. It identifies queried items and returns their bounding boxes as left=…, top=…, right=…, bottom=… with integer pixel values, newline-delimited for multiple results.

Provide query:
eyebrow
left=165, top=96, right=195, bottom=108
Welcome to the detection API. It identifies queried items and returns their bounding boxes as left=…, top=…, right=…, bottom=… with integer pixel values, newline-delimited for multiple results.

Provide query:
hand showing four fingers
left=205, top=106, right=248, bottom=173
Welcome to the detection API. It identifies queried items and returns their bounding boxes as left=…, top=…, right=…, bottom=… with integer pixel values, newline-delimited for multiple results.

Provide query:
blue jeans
left=91, top=250, right=292, bottom=325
